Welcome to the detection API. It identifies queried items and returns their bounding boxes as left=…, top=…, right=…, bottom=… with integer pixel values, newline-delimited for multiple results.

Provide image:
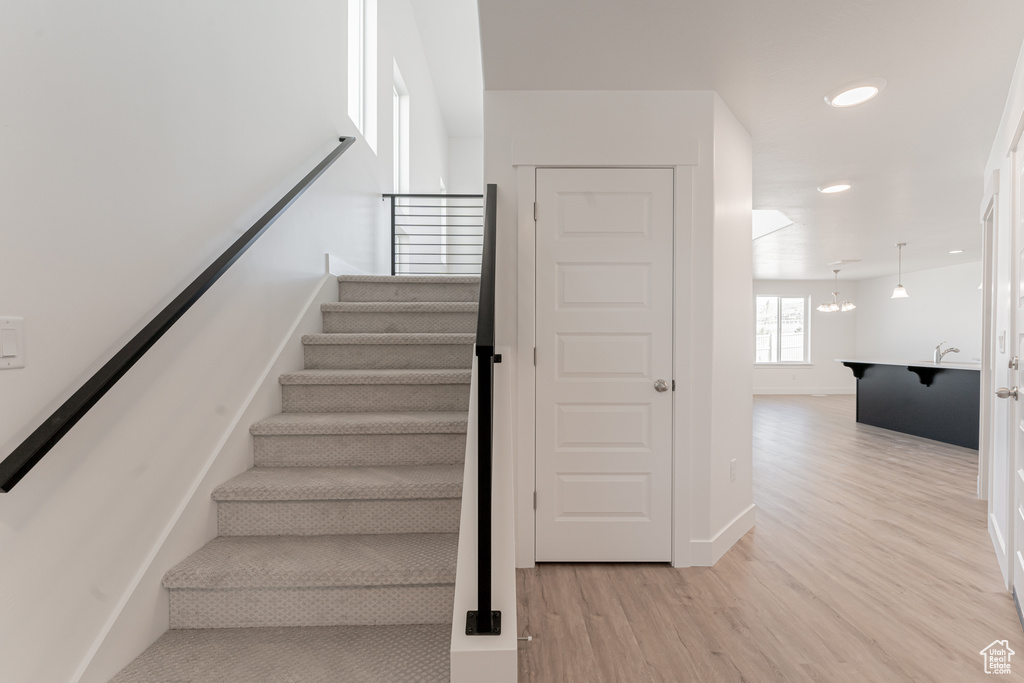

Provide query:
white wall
left=753, top=280, right=858, bottom=395
left=383, top=1, right=451, bottom=193
left=703, top=96, right=756, bottom=558
left=483, top=90, right=754, bottom=568
left=855, top=261, right=983, bottom=363
left=448, top=137, right=485, bottom=193
left=0, top=2, right=453, bottom=680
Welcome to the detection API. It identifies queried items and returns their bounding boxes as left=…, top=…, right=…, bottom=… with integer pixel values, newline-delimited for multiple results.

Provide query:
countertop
left=836, top=359, right=981, bottom=371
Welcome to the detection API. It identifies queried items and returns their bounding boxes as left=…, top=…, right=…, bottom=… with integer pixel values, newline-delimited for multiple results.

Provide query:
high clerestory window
left=348, top=0, right=377, bottom=152
left=755, top=296, right=810, bottom=364
left=393, top=61, right=409, bottom=193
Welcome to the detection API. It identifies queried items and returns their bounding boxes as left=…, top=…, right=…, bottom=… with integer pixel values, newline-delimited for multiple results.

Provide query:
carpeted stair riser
left=304, top=342, right=472, bottom=370
left=163, top=533, right=458, bottom=629
left=168, top=584, right=455, bottom=629
left=281, top=383, right=470, bottom=413
left=337, top=276, right=480, bottom=303
left=109, top=624, right=451, bottom=683
left=217, top=498, right=462, bottom=536
left=253, top=432, right=467, bottom=468
left=211, top=464, right=463, bottom=537
left=212, top=464, right=462, bottom=500
left=115, top=275, right=472, bottom=679
left=322, top=302, right=477, bottom=333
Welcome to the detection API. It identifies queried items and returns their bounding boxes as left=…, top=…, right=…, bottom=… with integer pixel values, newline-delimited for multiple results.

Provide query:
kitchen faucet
left=934, top=342, right=960, bottom=364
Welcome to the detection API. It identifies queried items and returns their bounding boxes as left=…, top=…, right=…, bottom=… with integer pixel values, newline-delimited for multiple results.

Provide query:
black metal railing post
left=466, top=183, right=500, bottom=636
left=390, top=195, right=397, bottom=276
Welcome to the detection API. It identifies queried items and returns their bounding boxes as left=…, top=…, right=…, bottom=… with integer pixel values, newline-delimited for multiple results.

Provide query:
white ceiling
left=475, top=0, right=1024, bottom=280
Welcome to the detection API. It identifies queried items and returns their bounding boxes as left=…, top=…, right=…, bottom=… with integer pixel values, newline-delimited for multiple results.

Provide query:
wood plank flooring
left=516, top=394, right=1024, bottom=681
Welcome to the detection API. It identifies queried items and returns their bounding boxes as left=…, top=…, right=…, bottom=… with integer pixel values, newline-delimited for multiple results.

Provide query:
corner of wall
left=707, top=95, right=754, bottom=546
left=689, top=504, right=756, bottom=566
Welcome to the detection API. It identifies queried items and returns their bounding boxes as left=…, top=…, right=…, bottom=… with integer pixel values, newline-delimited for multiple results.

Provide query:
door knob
left=996, top=386, right=1019, bottom=400
left=654, top=379, right=669, bottom=393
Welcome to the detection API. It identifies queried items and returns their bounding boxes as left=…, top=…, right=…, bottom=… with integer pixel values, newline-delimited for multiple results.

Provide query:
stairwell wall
left=0, top=2, right=455, bottom=681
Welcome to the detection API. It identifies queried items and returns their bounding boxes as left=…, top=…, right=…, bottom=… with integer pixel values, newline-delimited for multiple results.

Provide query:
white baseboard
left=753, top=387, right=855, bottom=395
left=77, top=273, right=339, bottom=683
left=689, top=504, right=756, bottom=567
left=990, top=512, right=1011, bottom=590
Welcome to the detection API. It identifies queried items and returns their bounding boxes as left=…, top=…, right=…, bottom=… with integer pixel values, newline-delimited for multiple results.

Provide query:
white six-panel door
left=534, top=167, right=674, bottom=562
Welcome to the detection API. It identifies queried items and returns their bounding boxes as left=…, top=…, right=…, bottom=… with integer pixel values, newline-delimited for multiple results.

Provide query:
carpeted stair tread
left=279, top=368, right=471, bottom=385
left=322, top=301, right=478, bottom=313
left=110, top=624, right=449, bottom=683
left=213, top=465, right=463, bottom=501
left=114, top=275, right=472, bottom=672
left=302, top=332, right=475, bottom=345
left=250, top=411, right=468, bottom=436
left=338, top=275, right=479, bottom=284
left=163, top=533, right=458, bottom=589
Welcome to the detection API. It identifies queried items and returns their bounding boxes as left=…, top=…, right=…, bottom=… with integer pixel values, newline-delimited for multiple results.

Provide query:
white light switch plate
left=0, top=317, right=25, bottom=369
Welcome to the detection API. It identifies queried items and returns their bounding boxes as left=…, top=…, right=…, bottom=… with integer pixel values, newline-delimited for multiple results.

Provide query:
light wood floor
left=516, top=394, right=1024, bottom=681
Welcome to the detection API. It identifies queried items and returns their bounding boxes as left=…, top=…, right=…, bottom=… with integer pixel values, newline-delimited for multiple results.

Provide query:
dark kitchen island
left=838, top=359, right=980, bottom=449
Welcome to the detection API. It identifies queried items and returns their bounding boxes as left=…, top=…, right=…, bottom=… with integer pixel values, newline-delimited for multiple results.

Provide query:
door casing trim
left=515, top=151, right=698, bottom=568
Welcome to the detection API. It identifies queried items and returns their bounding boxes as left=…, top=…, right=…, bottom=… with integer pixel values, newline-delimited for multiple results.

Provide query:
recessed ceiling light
left=949, top=249, right=964, bottom=254
left=818, top=183, right=851, bottom=194
left=825, top=78, right=887, bottom=107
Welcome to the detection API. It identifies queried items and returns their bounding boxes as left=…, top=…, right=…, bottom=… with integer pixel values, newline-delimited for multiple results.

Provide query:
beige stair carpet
left=112, top=275, right=478, bottom=682
left=111, top=624, right=449, bottom=683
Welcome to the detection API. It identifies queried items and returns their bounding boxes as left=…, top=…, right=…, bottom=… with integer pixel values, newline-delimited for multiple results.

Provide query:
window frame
left=348, top=0, right=377, bottom=152
left=754, top=295, right=812, bottom=366
left=392, top=61, right=410, bottom=194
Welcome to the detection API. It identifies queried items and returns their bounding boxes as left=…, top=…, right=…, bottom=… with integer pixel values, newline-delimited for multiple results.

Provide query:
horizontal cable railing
left=382, top=193, right=485, bottom=276
left=0, top=136, right=356, bottom=492
left=466, top=183, right=500, bottom=636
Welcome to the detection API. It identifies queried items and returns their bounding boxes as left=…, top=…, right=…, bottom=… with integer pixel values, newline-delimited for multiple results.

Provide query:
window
left=755, top=296, right=810, bottom=363
left=348, top=0, right=377, bottom=151
left=392, top=61, right=409, bottom=193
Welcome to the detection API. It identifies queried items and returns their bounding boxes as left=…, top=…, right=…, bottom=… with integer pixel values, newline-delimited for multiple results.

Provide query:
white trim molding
left=690, top=504, right=757, bottom=567
left=511, top=136, right=699, bottom=168
left=516, top=161, right=700, bottom=568
left=79, top=271, right=343, bottom=681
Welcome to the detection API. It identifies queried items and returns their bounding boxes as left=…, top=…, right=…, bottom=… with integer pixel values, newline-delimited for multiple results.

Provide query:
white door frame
left=532, top=167, right=675, bottom=562
left=980, top=178, right=997, bottom=502
left=512, top=137, right=699, bottom=568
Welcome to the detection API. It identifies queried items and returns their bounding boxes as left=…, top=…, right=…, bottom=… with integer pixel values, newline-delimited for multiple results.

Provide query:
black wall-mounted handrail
left=0, top=136, right=356, bottom=493
left=466, top=183, right=500, bottom=636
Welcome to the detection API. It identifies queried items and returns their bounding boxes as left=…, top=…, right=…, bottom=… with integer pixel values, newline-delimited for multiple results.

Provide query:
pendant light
left=817, top=269, right=856, bottom=312
left=892, top=242, right=909, bottom=299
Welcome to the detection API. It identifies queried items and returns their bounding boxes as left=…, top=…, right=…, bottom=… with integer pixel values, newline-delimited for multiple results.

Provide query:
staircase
left=112, top=275, right=479, bottom=682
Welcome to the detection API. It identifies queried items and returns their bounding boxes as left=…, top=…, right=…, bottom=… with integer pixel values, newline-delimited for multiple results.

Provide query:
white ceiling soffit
left=410, top=0, right=483, bottom=138
left=477, top=0, right=1024, bottom=279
